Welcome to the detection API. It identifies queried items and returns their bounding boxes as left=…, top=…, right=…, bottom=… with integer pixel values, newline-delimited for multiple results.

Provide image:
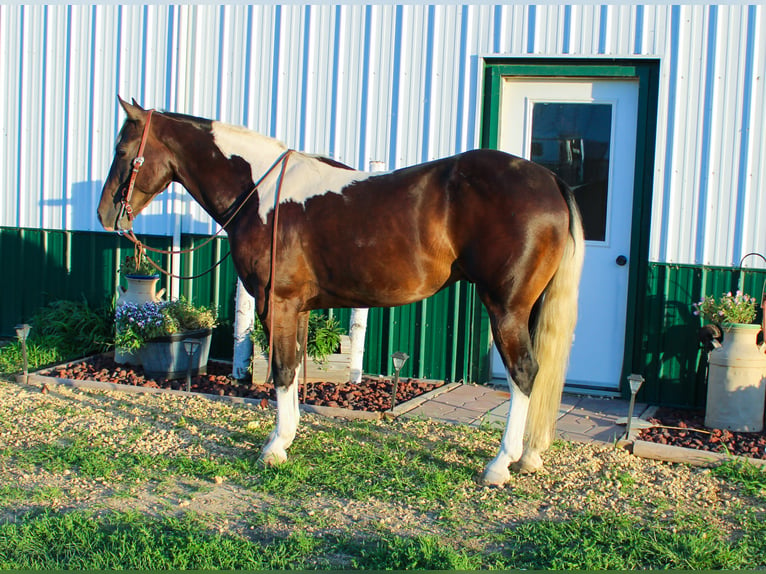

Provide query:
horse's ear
left=118, top=96, right=145, bottom=121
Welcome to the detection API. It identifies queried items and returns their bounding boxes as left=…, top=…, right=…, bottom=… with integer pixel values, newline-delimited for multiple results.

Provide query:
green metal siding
left=1, top=227, right=490, bottom=382
left=9, top=226, right=764, bottom=407
left=638, top=262, right=766, bottom=408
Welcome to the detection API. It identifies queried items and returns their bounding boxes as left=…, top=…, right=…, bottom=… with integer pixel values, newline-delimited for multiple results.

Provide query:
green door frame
left=481, top=58, right=660, bottom=396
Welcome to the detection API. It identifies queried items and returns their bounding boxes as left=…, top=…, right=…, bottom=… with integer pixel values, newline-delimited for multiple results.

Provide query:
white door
left=491, top=78, right=639, bottom=392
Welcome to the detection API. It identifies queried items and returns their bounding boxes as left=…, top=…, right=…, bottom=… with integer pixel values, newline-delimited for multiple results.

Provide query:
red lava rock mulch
left=42, top=355, right=445, bottom=413
left=638, top=407, right=766, bottom=461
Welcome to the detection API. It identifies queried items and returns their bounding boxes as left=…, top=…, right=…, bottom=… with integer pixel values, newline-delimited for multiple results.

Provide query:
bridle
left=115, top=108, right=293, bottom=281
left=113, top=110, right=305, bottom=387
left=117, top=109, right=154, bottom=227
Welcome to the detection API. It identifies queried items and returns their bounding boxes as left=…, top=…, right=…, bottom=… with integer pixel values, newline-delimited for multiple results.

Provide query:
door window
left=529, top=103, right=612, bottom=242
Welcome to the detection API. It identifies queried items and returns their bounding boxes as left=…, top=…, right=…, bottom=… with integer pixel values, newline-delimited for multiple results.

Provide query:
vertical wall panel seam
left=328, top=6, right=341, bottom=158
left=39, top=8, right=48, bottom=230
left=694, top=5, right=718, bottom=265
left=420, top=5, right=435, bottom=163
left=598, top=5, right=608, bottom=54
left=357, top=5, right=371, bottom=168
left=62, top=6, right=72, bottom=231
left=299, top=5, right=311, bottom=153
left=634, top=5, right=644, bottom=54
left=455, top=5, right=468, bottom=152
left=215, top=6, right=225, bottom=120
left=15, top=6, right=25, bottom=228
left=269, top=5, right=281, bottom=138
left=526, top=5, right=536, bottom=53
left=388, top=5, right=402, bottom=168
left=658, top=5, right=680, bottom=262
left=731, top=5, right=757, bottom=266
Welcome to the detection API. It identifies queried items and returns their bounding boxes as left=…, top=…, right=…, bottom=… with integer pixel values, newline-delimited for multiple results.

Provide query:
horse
left=98, top=97, right=585, bottom=486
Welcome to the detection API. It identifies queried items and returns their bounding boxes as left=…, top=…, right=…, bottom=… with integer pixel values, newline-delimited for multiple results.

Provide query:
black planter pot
left=137, top=328, right=212, bottom=380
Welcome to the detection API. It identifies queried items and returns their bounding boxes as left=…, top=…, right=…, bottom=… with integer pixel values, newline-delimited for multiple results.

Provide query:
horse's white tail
left=525, top=182, right=585, bottom=454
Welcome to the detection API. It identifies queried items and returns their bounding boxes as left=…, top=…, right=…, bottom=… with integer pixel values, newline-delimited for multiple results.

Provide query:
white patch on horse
left=483, top=376, right=530, bottom=486
left=260, top=371, right=301, bottom=464
left=211, top=121, right=376, bottom=223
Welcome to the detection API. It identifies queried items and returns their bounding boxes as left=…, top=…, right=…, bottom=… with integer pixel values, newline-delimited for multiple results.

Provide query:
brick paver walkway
left=403, top=382, right=647, bottom=445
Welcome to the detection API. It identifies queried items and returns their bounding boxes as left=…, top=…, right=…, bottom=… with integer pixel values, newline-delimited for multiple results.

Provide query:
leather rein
left=117, top=109, right=292, bottom=281
left=118, top=110, right=306, bottom=387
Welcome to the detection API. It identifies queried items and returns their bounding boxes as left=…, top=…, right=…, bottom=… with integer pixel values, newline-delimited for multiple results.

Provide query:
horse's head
left=97, top=97, right=175, bottom=231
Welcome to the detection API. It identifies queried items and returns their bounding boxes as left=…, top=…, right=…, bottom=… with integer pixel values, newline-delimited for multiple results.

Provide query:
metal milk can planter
left=705, top=323, right=766, bottom=432
left=115, top=275, right=165, bottom=365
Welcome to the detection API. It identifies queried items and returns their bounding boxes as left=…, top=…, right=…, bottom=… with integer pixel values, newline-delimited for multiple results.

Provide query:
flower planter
left=705, top=323, right=766, bottom=432
left=115, top=275, right=164, bottom=365
left=137, top=328, right=212, bottom=380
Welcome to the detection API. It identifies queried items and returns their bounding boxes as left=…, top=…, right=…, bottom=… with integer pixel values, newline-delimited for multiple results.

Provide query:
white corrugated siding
left=1, top=4, right=764, bottom=267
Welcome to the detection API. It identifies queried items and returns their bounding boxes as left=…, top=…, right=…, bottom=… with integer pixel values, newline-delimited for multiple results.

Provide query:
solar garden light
left=624, top=373, right=645, bottom=439
left=183, top=338, right=201, bottom=393
left=390, top=351, right=409, bottom=411
left=15, top=324, right=31, bottom=382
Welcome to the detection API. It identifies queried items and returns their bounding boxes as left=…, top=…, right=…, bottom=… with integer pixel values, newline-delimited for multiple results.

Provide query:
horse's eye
left=117, top=148, right=128, bottom=158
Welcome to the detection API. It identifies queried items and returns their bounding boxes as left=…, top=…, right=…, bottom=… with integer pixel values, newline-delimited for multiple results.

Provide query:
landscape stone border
left=625, top=408, right=766, bottom=468
left=15, top=357, right=459, bottom=423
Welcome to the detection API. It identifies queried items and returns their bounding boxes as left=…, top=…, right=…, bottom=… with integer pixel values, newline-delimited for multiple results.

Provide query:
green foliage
left=0, top=510, right=315, bottom=569
left=29, top=299, right=114, bottom=358
left=165, top=297, right=217, bottom=331
left=711, top=459, right=766, bottom=500
left=1, top=509, right=763, bottom=570
left=349, top=534, right=483, bottom=569
left=250, top=311, right=345, bottom=364
left=693, top=291, right=758, bottom=325
left=306, top=313, right=345, bottom=363
left=0, top=298, right=113, bottom=374
left=498, top=511, right=763, bottom=570
left=115, top=297, right=217, bottom=353
left=119, top=252, right=160, bottom=277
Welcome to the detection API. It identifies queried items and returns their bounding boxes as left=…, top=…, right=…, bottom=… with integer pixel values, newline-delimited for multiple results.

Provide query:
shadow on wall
left=0, top=224, right=240, bottom=358
left=52, top=181, right=218, bottom=235
left=640, top=295, right=707, bottom=408
left=0, top=226, right=121, bottom=338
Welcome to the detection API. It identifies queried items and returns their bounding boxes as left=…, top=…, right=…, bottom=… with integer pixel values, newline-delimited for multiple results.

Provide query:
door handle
left=616, top=255, right=628, bottom=266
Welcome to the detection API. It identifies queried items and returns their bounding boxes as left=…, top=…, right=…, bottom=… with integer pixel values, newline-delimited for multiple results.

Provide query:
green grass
left=1, top=508, right=764, bottom=570
left=0, top=510, right=317, bottom=569
left=711, top=458, right=766, bottom=500
left=497, top=512, right=758, bottom=570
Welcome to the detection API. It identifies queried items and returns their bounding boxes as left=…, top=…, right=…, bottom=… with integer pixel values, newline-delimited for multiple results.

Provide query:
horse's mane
left=159, top=110, right=355, bottom=171
left=305, top=154, right=355, bottom=171
left=160, top=110, right=216, bottom=127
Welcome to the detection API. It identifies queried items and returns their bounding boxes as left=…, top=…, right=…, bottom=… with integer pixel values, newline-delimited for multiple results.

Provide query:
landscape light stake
left=15, top=324, right=31, bottom=384
left=390, top=351, right=409, bottom=411
left=625, top=373, right=645, bottom=439
left=183, top=339, right=201, bottom=393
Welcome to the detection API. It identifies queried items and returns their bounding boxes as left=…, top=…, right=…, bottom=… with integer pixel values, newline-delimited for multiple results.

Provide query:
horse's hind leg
left=259, top=308, right=305, bottom=466
left=482, top=310, right=538, bottom=486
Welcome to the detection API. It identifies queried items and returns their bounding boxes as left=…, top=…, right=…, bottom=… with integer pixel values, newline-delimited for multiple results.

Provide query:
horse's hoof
left=482, top=463, right=511, bottom=486
left=259, top=448, right=287, bottom=467
left=511, top=450, right=543, bottom=474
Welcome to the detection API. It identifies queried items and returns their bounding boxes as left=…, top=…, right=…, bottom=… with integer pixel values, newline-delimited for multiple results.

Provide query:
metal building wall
left=2, top=4, right=764, bottom=268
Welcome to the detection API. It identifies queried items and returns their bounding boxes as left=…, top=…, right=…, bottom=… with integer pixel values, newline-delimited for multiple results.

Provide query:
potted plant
left=248, top=313, right=348, bottom=381
left=115, top=253, right=165, bottom=365
left=693, top=290, right=766, bottom=432
left=115, top=297, right=218, bottom=380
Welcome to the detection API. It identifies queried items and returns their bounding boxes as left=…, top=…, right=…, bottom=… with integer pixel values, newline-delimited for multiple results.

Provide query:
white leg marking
left=483, top=376, right=530, bottom=486
left=260, top=371, right=300, bottom=465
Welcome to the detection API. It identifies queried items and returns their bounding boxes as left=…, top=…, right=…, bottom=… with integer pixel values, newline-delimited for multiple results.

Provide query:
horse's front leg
left=259, top=308, right=303, bottom=466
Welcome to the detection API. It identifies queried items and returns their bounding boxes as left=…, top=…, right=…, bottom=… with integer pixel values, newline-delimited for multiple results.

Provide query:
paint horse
left=98, top=98, right=584, bottom=486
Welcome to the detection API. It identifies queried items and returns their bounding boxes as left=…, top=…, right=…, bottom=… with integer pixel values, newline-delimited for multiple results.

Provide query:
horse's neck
left=210, top=121, right=288, bottom=176
left=170, top=118, right=289, bottom=226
